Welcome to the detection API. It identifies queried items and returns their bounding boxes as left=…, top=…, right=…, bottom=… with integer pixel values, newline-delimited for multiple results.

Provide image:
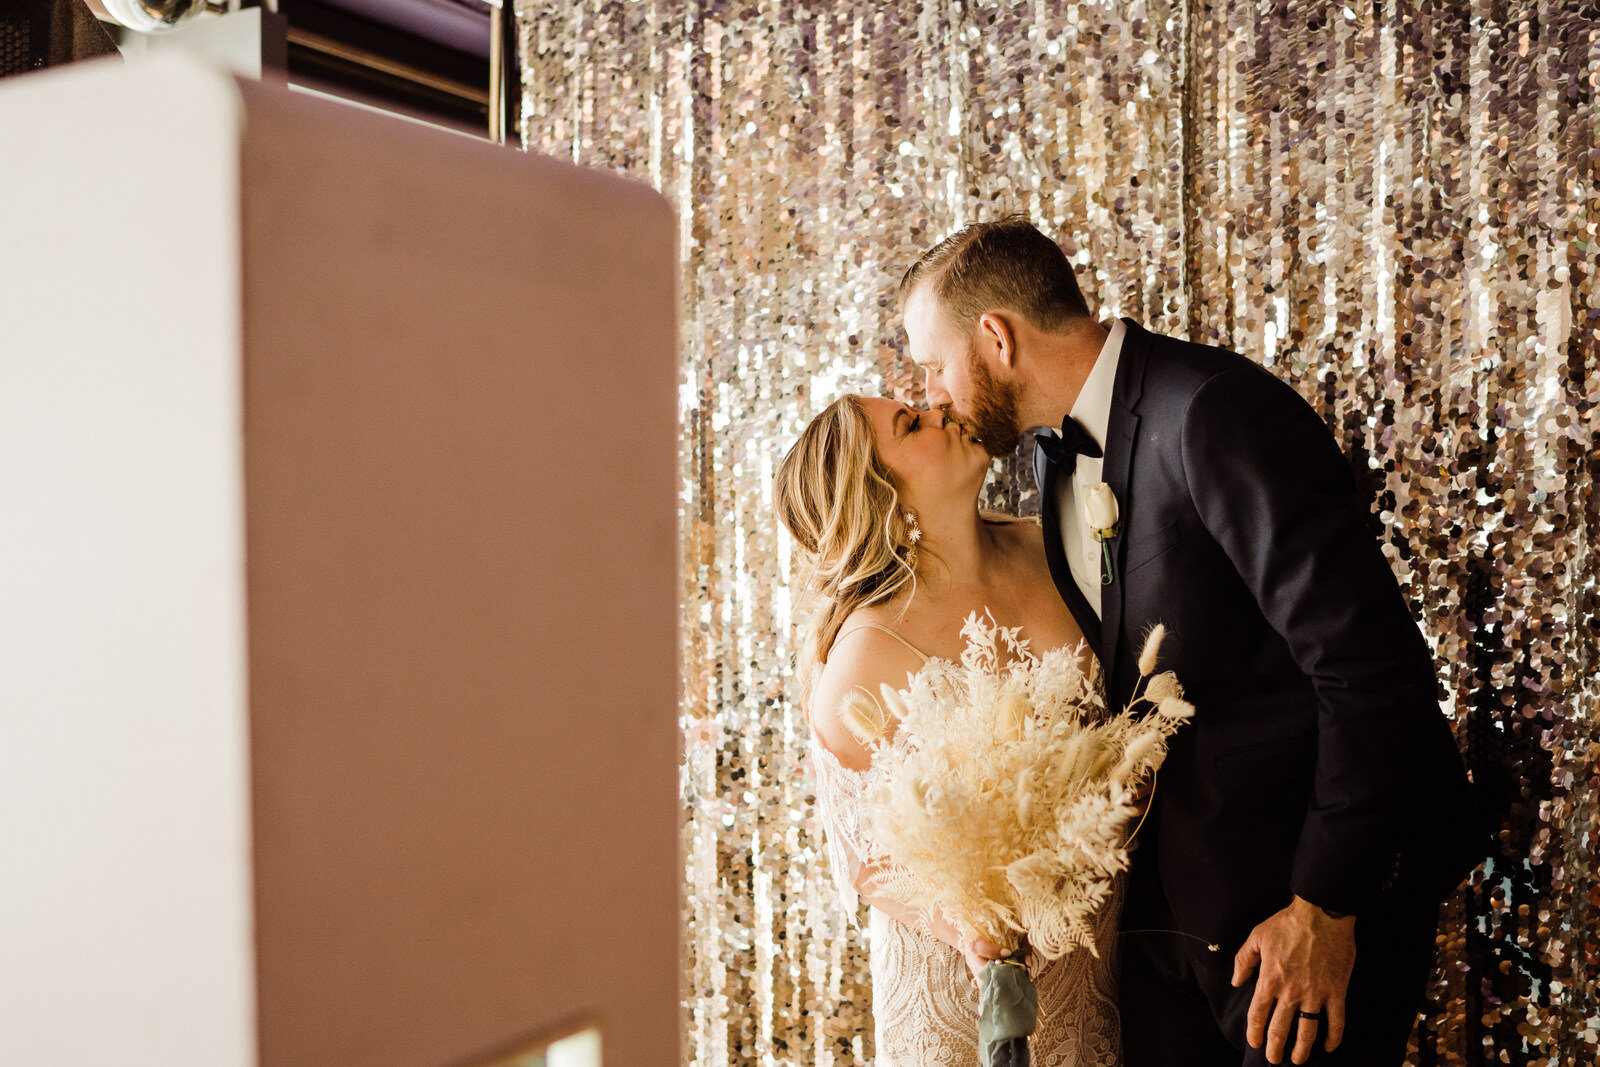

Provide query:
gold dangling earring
left=903, top=509, right=922, bottom=570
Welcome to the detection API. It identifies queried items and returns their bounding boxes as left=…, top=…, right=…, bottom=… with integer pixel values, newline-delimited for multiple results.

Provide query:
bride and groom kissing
left=775, top=216, right=1484, bottom=1066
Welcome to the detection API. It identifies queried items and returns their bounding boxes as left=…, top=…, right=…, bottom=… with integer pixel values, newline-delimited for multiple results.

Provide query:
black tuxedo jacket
left=1034, top=320, right=1483, bottom=947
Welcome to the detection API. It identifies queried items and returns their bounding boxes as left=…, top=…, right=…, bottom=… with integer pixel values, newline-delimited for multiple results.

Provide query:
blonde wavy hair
left=775, top=395, right=1027, bottom=711
left=775, top=396, right=921, bottom=708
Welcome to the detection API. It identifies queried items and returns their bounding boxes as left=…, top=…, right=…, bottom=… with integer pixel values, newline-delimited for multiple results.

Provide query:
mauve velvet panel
left=239, top=79, right=680, bottom=1067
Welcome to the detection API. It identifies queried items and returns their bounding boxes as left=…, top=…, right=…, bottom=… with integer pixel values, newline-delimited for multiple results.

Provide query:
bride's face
left=858, top=397, right=991, bottom=511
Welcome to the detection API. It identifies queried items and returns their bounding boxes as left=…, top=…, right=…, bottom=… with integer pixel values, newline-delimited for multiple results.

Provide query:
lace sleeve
left=810, top=732, right=870, bottom=921
left=810, top=729, right=945, bottom=941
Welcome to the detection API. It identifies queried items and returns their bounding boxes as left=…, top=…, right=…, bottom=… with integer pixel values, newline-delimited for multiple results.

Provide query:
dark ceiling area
left=281, top=0, right=510, bottom=137
left=3, top=0, right=516, bottom=138
left=316, top=0, right=491, bottom=59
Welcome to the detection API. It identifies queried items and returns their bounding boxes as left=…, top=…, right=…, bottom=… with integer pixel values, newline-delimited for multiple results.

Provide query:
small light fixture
left=100, top=0, right=207, bottom=35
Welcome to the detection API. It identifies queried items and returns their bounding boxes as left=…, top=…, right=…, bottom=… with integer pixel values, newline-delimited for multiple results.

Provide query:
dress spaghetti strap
left=833, top=621, right=930, bottom=663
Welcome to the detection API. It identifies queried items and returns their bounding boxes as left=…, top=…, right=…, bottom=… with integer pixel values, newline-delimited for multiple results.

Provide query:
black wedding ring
left=1296, top=1010, right=1322, bottom=1021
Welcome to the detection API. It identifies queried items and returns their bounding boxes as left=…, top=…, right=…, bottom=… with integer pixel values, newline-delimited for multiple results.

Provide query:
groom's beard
left=963, top=348, right=1024, bottom=458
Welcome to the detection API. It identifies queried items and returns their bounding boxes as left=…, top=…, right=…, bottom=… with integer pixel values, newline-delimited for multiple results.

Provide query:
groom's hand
left=1231, top=895, right=1357, bottom=1065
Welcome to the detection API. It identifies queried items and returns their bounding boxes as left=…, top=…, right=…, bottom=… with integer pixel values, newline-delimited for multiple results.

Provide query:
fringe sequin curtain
left=515, top=2, right=1599, bottom=1063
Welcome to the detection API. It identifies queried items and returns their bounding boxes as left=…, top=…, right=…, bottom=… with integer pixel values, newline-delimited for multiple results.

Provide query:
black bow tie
left=1034, top=415, right=1102, bottom=476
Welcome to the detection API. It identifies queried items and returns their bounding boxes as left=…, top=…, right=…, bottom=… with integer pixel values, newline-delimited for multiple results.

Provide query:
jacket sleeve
left=1180, top=364, right=1435, bottom=915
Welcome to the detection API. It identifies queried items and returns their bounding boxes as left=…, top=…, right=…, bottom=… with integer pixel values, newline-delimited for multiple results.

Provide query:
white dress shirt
left=1051, top=319, right=1125, bottom=618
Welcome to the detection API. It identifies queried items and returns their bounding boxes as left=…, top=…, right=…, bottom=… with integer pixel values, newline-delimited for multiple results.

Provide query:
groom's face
left=903, top=285, right=1022, bottom=458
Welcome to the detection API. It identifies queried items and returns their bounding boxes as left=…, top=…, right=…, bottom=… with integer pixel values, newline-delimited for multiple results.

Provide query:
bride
left=775, top=395, right=1122, bottom=1066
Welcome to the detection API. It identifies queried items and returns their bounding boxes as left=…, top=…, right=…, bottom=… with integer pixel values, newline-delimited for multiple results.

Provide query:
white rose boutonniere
left=1080, top=482, right=1120, bottom=586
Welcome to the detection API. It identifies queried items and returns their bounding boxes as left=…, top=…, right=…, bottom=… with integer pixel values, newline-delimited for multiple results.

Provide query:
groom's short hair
left=897, top=215, right=1092, bottom=336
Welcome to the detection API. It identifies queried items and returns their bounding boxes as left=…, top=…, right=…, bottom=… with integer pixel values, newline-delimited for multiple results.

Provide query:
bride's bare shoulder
left=809, top=618, right=924, bottom=768
left=815, top=612, right=925, bottom=696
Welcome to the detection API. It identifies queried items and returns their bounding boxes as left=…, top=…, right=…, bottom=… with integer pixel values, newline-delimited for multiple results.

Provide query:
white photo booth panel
left=0, top=55, right=680, bottom=1067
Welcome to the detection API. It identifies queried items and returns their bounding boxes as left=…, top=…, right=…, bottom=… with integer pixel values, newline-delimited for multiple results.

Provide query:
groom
left=896, top=216, right=1484, bottom=1066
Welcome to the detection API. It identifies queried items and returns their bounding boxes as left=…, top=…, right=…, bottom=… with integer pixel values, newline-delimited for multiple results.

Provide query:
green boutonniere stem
left=1091, top=525, right=1118, bottom=585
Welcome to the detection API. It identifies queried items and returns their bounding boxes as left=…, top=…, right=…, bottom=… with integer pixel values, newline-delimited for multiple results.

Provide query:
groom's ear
left=977, top=312, right=1018, bottom=371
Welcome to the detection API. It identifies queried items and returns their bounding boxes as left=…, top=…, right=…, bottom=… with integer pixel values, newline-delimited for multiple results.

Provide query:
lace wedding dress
left=810, top=624, right=1123, bottom=1067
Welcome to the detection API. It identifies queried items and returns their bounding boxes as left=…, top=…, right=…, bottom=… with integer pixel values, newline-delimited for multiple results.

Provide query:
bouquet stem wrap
left=978, top=960, right=1038, bottom=1067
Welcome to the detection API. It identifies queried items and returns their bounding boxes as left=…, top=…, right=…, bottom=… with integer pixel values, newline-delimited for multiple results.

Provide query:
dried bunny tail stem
left=839, top=689, right=891, bottom=744
left=1086, top=741, right=1119, bottom=780
left=996, top=690, right=1031, bottom=742
left=1137, top=623, right=1166, bottom=676
left=1117, top=926, right=1221, bottom=952
left=877, top=683, right=910, bottom=722
left=1124, top=771, right=1158, bottom=845
left=1015, top=767, right=1034, bottom=825
left=1113, top=732, right=1161, bottom=784
left=1157, top=696, right=1195, bottom=720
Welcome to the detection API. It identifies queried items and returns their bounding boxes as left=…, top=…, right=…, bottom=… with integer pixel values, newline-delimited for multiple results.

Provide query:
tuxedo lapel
left=1097, top=319, right=1150, bottom=692
left=1033, top=439, right=1103, bottom=655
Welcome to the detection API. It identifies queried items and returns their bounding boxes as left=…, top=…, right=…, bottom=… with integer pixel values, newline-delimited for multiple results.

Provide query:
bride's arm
left=857, top=859, right=1004, bottom=978
left=809, top=633, right=1005, bottom=975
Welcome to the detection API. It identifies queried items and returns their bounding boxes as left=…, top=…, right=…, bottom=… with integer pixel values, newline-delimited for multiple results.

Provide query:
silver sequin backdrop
left=516, top=1, right=1599, bottom=1063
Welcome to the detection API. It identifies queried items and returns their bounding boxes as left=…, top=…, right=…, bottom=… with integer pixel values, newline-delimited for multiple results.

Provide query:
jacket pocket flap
left=1124, top=518, right=1182, bottom=574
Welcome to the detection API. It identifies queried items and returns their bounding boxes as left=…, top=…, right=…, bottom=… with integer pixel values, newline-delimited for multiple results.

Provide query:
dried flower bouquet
left=841, top=612, right=1192, bottom=1065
